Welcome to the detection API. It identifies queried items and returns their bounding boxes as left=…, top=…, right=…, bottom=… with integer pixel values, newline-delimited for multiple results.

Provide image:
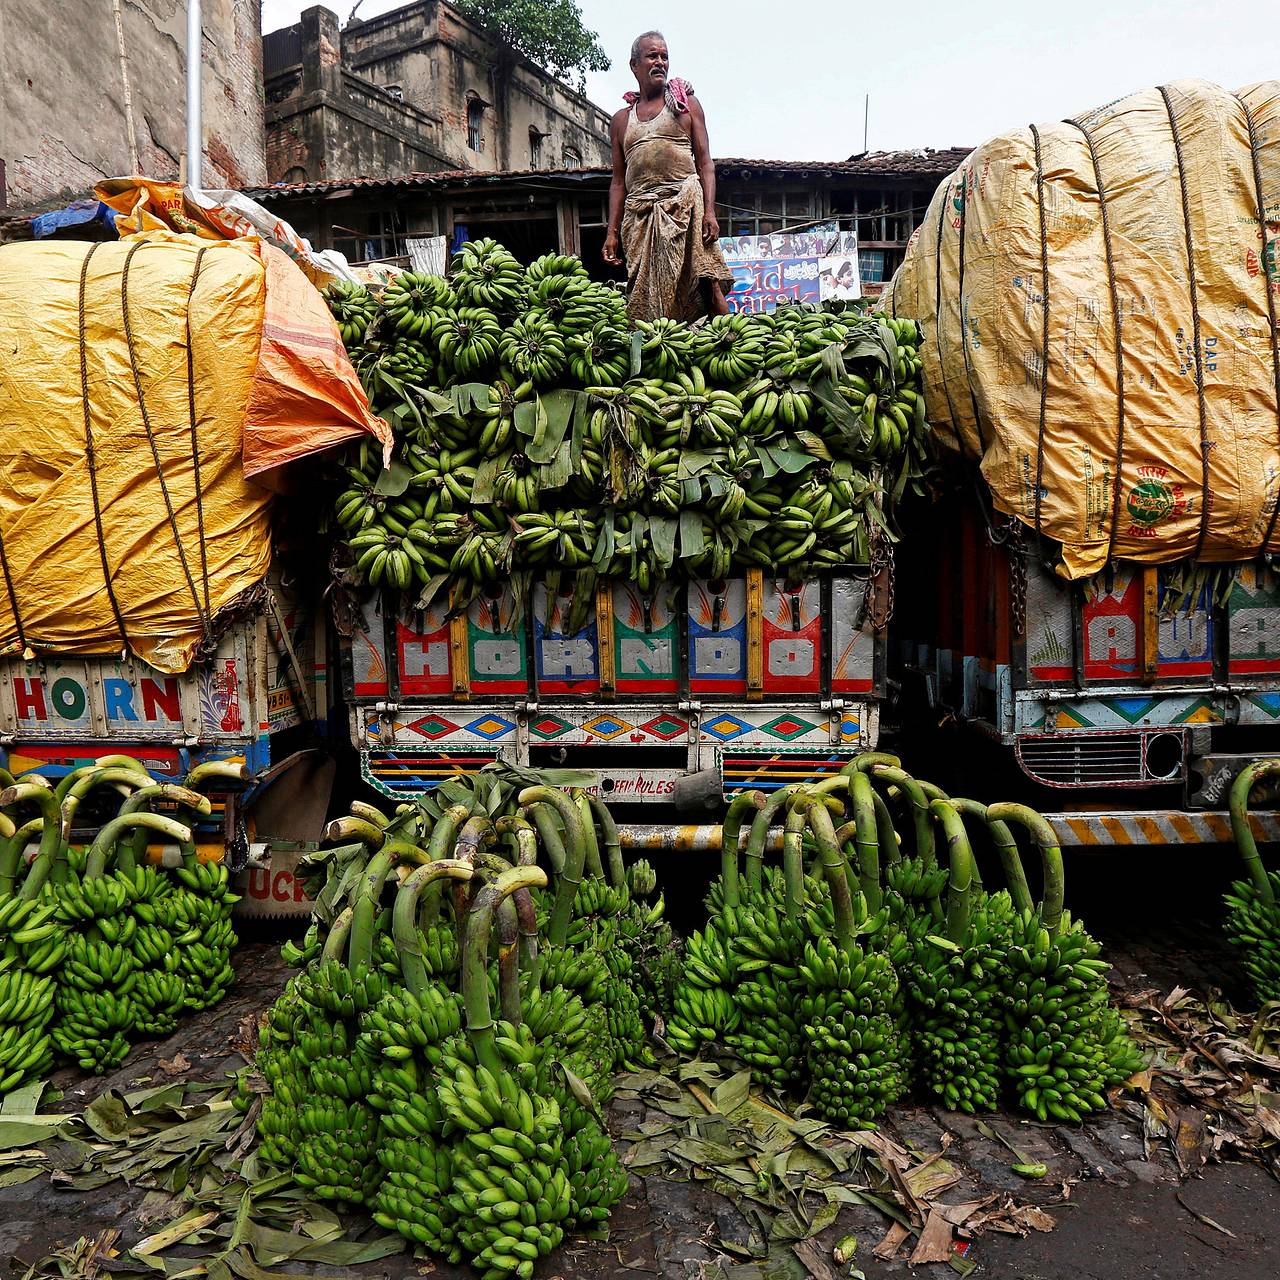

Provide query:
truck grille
left=1015, top=731, right=1185, bottom=789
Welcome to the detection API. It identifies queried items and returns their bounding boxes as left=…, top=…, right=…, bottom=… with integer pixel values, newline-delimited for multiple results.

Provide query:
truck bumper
left=614, top=810, right=1280, bottom=852
left=1043, top=810, right=1280, bottom=846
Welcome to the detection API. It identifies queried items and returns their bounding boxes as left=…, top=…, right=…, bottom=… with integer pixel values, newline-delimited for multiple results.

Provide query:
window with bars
left=331, top=207, right=407, bottom=264
left=563, top=146, right=583, bottom=170
left=467, top=97, right=485, bottom=152
left=858, top=250, right=886, bottom=284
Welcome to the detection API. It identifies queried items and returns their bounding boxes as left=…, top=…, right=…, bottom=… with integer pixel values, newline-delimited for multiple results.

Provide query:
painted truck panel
left=342, top=570, right=886, bottom=801
left=904, top=490, right=1280, bottom=800
left=0, top=593, right=323, bottom=783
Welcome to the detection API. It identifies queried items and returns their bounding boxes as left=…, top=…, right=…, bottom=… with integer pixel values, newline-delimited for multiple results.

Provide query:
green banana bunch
left=798, top=932, right=909, bottom=1129
left=526, top=273, right=593, bottom=325
left=524, top=252, right=588, bottom=288
left=473, top=379, right=534, bottom=456
left=436, top=1029, right=572, bottom=1280
left=901, top=910, right=1006, bottom=1114
left=567, top=320, right=630, bottom=387
left=323, top=280, right=380, bottom=348
left=1001, top=908, right=1119, bottom=1123
left=51, top=933, right=136, bottom=1072
left=666, top=919, right=739, bottom=1052
left=379, top=271, right=455, bottom=339
left=452, top=238, right=526, bottom=312
left=739, top=374, right=814, bottom=436
left=1224, top=871, right=1280, bottom=1004
left=170, top=858, right=239, bottom=1011
left=434, top=307, right=502, bottom=377
left=500, top=312, right=567, bottom=385
left=0, top=965, right=56, bottom=1093
left=636, top=317, right=695, bottom=380
left=692, top=312, right=769, bottom=385
left=721, top=866, right=823, bottom=1091
left=561, top=281, right=628, bottom=337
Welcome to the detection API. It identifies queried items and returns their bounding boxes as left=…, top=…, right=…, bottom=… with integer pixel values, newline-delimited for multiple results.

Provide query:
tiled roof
left=244, top=149, right=972, bottom=200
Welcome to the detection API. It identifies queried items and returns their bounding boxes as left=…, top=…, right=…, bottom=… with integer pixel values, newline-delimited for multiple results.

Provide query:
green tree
left=453, top=0, right=610, bottom=88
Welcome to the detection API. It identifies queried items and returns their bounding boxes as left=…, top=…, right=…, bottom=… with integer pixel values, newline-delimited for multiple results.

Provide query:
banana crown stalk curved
left=1229, top=759, right=1280, bottom=903
left=986, top=802, right=1065, bottom=935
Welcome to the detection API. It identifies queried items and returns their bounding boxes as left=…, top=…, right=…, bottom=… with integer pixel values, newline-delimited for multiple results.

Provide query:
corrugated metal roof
left=244, top=148, right=972, bottom=200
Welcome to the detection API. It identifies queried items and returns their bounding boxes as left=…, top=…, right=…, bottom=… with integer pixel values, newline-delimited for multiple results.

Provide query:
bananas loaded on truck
left=323, top=239, right=928, bottom=608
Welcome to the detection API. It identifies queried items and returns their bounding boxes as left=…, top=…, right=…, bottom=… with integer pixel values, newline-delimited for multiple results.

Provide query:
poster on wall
left=719, top=226, right=861, bottom=313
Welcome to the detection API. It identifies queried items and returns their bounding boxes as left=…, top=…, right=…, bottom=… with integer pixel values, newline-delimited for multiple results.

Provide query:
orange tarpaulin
left=0, top=232, right=390, bottom=671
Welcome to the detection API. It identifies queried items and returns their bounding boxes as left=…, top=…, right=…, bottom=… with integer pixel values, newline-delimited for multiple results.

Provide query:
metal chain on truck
left=1008, top=523, right=1028, bottom=637
left=868, top=534, right=895, bottom=629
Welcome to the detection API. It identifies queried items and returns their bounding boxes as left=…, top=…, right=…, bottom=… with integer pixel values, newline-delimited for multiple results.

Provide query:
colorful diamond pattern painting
left=583, top=715, right=632, bottom=741
left=464, top=715, right=516, bottom=741
left=640, top=714, right=687, bottom=741
left=529, top=716, right=574, bottom=740
left=761, top=714, right=817, bottom=741
left=407, top=715, right=460, bottom=741
left=1106, top=698, right=1159, bottom=725
left=702, top=714, right=752, bottom=742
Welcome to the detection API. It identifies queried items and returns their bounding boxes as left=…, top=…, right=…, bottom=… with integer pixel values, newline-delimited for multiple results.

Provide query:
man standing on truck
left=602, top=32, right=734, bottom=322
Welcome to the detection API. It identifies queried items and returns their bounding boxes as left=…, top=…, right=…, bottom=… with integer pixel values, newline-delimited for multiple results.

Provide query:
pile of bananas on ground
left=1223, top=759, right=1280, bottom=1005
left=664, top=755, right=1147, bottom=1129
left=324, top=239, right=929, bottom=598
left=243, top=777, right=635, bottom=1277
left=0, top=759, right=243, bottom=1092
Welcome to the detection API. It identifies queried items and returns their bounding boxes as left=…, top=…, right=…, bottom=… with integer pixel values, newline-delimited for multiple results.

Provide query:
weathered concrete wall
left=264, top=5, right=450, bottom=184
left=338, top=1, right=611, bottom=173
left=0, top=0, right=266, bottom=211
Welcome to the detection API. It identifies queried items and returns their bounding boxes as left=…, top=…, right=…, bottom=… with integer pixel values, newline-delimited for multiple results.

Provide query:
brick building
left=248, top=148, right=971, bottom=291
left=263, top=2, right=612, bottom=187
left=0, top=0, right=265, bottom=211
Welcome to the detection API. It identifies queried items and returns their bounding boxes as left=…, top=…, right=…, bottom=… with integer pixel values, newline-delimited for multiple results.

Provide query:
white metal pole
left=186, top=0, right=203, bottom=187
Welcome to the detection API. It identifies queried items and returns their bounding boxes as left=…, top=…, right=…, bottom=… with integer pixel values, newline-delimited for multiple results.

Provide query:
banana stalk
left=392, top=858, right=472, bottom=993
left=519, top=786, right=586, bottom=951
left=3, top=784, right=63, bottom=900
left=743, top=789, right=792, bottom=895
left=183, top=760, right=250, bottom=790
left=119, top=785, right=210, bottom=873
left=986, top=804, right=1064, bottom=934
left=572, top=790, right=606, bottom=881
left=952, top=798, right=1033, bottom=913
left=586, top=793, right=625, bottom=889
left=870, top=766, right=935, bottom=867
left=871, top=789, right=901, bottom=867
left=84, top=813, right=193, bottom=879
left=802, top=800, right=858, bottom=954
left=720, top=789, right=766, bottom=909
left=0, top=818, right=41, bottom=896
left=931, top=800, right=974, bottom=945
left=462, top=865, right=549, bottom=1073
left=1229, top=760, right=1280, bottom=903
left=847, top=771, right=882, bottom=912
left=58, top=766, right=148, bottom=844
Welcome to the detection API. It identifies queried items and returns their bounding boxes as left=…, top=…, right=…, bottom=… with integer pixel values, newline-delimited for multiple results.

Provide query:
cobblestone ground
left=4, top=897, right=1279, bottom=1280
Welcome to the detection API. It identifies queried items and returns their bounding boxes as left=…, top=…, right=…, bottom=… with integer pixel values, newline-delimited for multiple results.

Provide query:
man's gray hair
left=630, top=30, right=666, bottom=62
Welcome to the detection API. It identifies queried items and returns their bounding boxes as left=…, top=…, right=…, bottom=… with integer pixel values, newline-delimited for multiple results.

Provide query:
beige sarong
left=621, top=100, right=732, bottom=323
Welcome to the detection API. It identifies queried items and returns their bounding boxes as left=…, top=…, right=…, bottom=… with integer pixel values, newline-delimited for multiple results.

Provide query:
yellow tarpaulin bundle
left=0, top=232, right=390, bottom=672
left=891, top=78, right=1280, bottom=578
